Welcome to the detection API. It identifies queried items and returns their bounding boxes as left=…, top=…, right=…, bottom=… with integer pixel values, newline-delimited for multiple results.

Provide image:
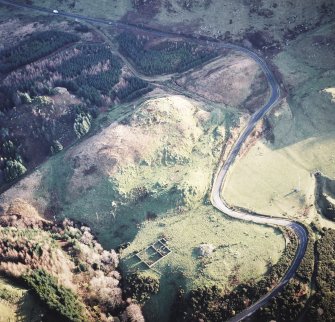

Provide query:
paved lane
left=0, top=2, right=308, bottom=321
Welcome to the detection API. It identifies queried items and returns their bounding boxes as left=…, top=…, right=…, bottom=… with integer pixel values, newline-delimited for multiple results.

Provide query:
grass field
left=121, top=205, right=284, bottom=321
left=0, top=302, right=16, bottom=322
left=223, top=136, right=317, bottom=221
left=223, top=22, right=335, bottom=228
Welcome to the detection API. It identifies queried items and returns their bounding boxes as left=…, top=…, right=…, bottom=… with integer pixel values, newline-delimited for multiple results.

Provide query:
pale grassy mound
left=43, top=95, right=225, bottom=247
left=223, top=22, right=335, bottom=228
left=323, top=88, right=335, bottom=102
left=0, top=171, right=48, bottom=216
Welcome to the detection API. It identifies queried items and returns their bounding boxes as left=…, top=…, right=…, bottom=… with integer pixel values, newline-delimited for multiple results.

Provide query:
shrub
left=23, top=269, right=87, bottom=322
left=124, top=272, right=159, bottom=304
left=74, top=25, right=90, bottom=33
left=74, top=112, right=92, bottom=138
left=121, top=303, right=145, bottom=322
left=33, top=96, right=54, bottom=106
left=4, top=159, right=27, bottom=182
left=0, top=287, right=21, bottom=304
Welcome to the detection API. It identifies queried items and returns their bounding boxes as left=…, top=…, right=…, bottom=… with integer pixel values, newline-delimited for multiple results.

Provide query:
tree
left=121, top=303, right=145, bottom=322
left=4, top=159, right=27, bottom=182
left=18, top=92, right=32, bottom=104
left=0, top=127, right=9, bottom=139
left=2, top=140, right=15, bottom=157
left=74, top=112, right=92, bottom=138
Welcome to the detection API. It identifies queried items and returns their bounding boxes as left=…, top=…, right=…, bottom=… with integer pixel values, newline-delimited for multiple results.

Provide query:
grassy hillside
left=0, top=95, right=285, bottom=321
left=223, top=22, right=335, bottom=228
left=9, top=0, right=335, bottom=45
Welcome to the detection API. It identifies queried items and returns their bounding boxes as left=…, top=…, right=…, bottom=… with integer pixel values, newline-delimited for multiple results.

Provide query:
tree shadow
left=16, top=291, right=46, bottom=322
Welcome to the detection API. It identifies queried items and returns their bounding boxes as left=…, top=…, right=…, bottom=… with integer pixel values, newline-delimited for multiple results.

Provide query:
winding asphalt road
left=0, top=1, right=308, bottom=321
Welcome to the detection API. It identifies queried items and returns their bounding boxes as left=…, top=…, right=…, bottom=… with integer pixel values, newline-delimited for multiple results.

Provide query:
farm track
left=0, top=1, right=308, bottom=321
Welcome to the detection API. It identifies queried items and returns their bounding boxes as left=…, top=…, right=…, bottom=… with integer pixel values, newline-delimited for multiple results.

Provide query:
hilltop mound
left=0, top=94, right=287, bottom=321
left=0, top=95, right=225, bottom=247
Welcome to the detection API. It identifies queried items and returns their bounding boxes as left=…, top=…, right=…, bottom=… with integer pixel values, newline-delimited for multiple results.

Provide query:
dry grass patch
left=177, top=52, right=268, bottom=110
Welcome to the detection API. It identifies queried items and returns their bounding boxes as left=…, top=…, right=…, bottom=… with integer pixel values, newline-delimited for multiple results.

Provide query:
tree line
left=0, top=30, right=79, bottom=74
left=305, top=228, right=335, bottom=321
left=0, top=41, right=152, bottom=109
left=0, top=136, right=27, bottom=183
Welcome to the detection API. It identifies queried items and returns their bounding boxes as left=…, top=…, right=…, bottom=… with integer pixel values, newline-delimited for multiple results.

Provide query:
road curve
left=0, top=1, right=308, bottom=321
